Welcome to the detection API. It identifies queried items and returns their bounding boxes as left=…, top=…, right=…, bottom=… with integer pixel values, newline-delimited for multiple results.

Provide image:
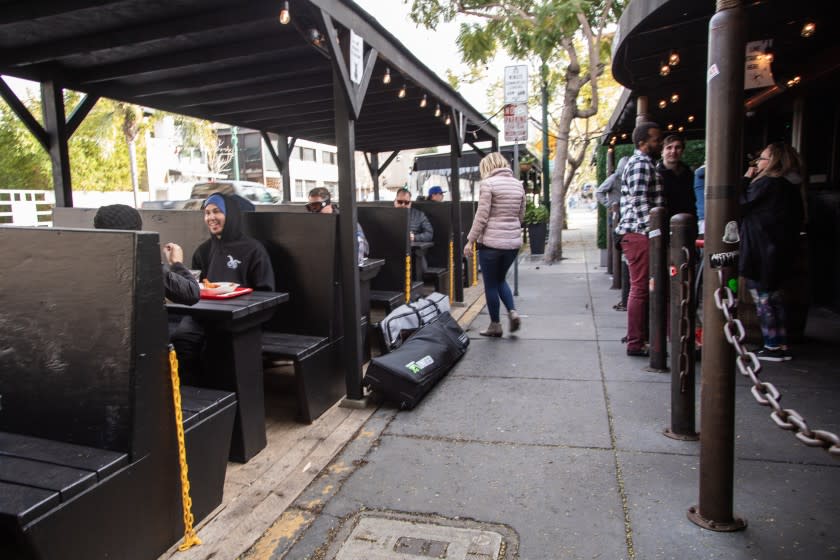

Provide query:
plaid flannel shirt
left=615, top=149, right=665, bottom=235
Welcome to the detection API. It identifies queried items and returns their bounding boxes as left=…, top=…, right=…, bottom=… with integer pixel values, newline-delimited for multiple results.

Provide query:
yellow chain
left=472, top=242, right=478, bottom=286
left=448, top=240, right=454, bottom=304
left=405, top=253, right=411, bottom=303
left=169, top=349, right=202, bottom=551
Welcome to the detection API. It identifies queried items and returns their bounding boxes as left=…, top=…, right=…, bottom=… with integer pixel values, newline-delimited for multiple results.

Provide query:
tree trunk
left=544, top=85, right=578, bottom=263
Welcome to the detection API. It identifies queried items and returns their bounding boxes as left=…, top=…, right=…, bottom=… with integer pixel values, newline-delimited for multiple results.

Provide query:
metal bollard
left=610, top=202, right=622, bottom=290
left=664, top=214, right=699, bottom=441
left=647, top=207, right=669, bottom=372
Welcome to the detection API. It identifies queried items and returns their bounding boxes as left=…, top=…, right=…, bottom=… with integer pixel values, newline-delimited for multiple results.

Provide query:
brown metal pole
left=688, top=0, right=747, bottom=532
left=648, top=206, right=668, bottom=372
left=635, top=95, right=649, bottom=126
left=665, top=213, right=699, bottom=441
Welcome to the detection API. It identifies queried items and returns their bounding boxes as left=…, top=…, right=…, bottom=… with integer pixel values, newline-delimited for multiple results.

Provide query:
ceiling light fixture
left=667, top=123, right=674, bottom=131
left=670, top=93, right=680, bottom=104
left=279, top=1, right=290, bottom=25
left=687, top=115, right=695, bottom=123
left=444, top=114, right=451, bottom=125
left=658, top=99, right=668, bottom=109
left=621, top=132, right=628, bottom=139
left=660, top=63, right=671, bottom=77
left=678, top=126, right=685, bottom=133
left=383, top=67, right=391, bottom=84
left=786, top=75, right=802, bottom=87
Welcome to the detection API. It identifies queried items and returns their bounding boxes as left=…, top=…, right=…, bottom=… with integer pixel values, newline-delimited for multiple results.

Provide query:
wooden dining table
left=167, top=290, right=289, bottom=462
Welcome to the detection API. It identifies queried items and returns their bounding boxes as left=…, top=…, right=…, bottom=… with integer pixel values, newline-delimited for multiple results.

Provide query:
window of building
left=295, top=179, right=305, bottom=198
left=299, top=147, right=316, bottom=162
left=323, top=181, right=338, bottom=197
left=322, top=151, right=337, bottom=165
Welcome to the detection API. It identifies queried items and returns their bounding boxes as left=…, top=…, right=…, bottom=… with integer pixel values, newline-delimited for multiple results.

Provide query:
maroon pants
left=621, top=233, right=649, bottom=351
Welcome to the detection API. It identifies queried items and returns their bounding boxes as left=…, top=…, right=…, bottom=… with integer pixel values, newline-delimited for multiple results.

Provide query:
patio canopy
left=0, top=0, right=498, bottom=153
left=604, top=0, right=840, bottom=144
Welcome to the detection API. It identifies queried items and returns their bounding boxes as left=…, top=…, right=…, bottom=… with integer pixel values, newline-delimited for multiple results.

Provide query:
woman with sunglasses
left=740, top=142, right=805, bottom=362
left=464, top=152, right=525, bottom=337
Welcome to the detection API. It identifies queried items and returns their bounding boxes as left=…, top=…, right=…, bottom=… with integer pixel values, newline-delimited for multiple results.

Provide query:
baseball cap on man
left=428, top=186, right=446, bottom=196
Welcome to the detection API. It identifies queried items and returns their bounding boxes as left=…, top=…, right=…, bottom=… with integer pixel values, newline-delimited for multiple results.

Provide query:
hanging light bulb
left=278, top=1, right=290, bottom=25
left=419, top=94, right=427, bottom=108
left=801, top=22, right=816, bottom=38
left=668, top=51, right=680, bottom=66
left=667, top=123, right=674, bottom=131
left=660, top=63, right=671, bottom=77
left=670, top=93, right=680, bottom=104
left=621, top=133, right=628, bottom=140
left=658, top=99, right=667, bottom=109
left=444, top=114, right=451, bottom=125
left=398, top=84, right=407, bottom=98
left=434, top=104, right=441, bottom=117
left=383, top=67, right=391, bottom=85
left=687, top=115, right=695, bottom=123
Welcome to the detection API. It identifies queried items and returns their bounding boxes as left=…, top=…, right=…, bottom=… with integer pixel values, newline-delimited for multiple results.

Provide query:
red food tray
left=200, top=287, right=253, bottom=300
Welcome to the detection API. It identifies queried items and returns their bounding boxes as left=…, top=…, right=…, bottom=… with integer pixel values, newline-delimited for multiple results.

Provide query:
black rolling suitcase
left=365, top=312, right=469, bottom=409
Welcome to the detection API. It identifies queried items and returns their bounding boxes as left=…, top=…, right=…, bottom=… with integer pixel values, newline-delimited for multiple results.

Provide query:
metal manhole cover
left=329, top=511, right=517, bottom=560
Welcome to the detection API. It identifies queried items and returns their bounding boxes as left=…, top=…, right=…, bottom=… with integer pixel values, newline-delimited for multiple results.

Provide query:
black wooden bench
left=423, top=266, right=450, bottom=293
left=247, top=212, right=346, bottom=423
left=358, top=204, right=414, bottom=308
left=0, top=227, right=234, bottom=560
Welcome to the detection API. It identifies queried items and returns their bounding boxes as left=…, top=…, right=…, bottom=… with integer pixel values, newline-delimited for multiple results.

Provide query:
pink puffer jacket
left=467, top=168, right=525, bottom=250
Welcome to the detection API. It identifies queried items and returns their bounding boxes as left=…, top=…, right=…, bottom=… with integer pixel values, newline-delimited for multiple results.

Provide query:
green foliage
left=597, top=202, right=606, bottom=248
left=524, top=199, right=549, bottom=224
left=682, top=139, right=705, bottom=170
left=0, top=98, right=51, bottom=189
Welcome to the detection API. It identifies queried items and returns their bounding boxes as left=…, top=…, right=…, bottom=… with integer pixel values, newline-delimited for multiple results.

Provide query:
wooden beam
left=41, top=81, right=72, bottom=207
left=66, top=94, right=99, bottom=137
left=0, top=77, right=48, bottom=151
left=0, top=0, right=115, bottom=25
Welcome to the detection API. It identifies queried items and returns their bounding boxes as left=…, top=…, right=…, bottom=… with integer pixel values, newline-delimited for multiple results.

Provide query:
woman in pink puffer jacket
left=464, top=152, right=526, bottom=337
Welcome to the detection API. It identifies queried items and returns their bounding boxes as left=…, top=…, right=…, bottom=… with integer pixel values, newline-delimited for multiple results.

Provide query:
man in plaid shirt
left=616, top=122, right=665, bottom=356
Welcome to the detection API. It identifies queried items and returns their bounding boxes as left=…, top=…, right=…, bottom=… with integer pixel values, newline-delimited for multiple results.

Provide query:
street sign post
left=504, top=65, right=528, bottom=104
left=504, top=103, right=528, bottom=142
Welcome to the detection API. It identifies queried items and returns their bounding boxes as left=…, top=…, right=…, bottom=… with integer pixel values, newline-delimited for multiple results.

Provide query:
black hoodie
left=192, top=194, right=275, bottom=291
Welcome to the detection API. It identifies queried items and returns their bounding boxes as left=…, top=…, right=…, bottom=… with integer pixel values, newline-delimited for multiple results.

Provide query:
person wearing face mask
left=740, top=142, right=804, bottom=362
left=656, top=134, right=696, bottom=221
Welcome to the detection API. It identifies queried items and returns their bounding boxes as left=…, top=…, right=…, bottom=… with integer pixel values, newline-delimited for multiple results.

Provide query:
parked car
left=143, top=180, right=280, bottom=210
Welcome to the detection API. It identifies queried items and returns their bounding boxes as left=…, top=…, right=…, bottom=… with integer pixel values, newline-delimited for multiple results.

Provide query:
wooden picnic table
left=167, top=291, right=289, bottom=462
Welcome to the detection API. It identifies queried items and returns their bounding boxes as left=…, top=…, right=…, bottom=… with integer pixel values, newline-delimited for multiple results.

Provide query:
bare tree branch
left=455, top=1, right=536, bottom=23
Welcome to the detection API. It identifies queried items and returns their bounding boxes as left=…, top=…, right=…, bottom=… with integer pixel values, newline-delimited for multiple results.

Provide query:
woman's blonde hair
left=479, top=152, right=511, bottom=179
left=760, top=142, right=802, bottom=178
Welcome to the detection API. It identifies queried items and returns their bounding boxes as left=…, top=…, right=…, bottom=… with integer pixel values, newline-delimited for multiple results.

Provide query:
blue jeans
left=478, top=246, right=518, bottom=322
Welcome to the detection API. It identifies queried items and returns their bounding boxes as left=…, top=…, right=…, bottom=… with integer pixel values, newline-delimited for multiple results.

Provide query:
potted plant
left=524, top=200, right=549, bottom=255
left=519, top=153, right=536, bottom=174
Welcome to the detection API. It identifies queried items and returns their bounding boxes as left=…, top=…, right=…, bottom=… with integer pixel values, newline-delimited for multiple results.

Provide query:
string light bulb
left=687, top=115, right=695, bottom=123
left=383, top=67, right=391, bottom=84
left=279, top=1, right=290, bottom=25
left=786, top=75, right=801, bottom=88
left=670, top=93, right=680, bottom=104
left=419, top=94, right=427, bottom=108
left=621, top=133, right=628, bottom=140
left=660, top=63, right=671, bottom=77
left=658, top=99, right=667, bottom=109
left=434, top=104, right=441, bottom=117
left=801, top=22, right=816, bottom=38
left=398, top=84, right=407, bottom=98
left=678, top=126, right=685, bottom=133
left=668, top=51, right=680, bottom=66
left=667, top=123, right=674, bottom=131
left=444, top=114, right=451, bottom=125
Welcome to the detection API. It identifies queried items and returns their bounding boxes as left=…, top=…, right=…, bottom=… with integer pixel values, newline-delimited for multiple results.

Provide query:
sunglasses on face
left=395, top=199, right=411, bottom=206
left=306, top=199, right=329, bottom=213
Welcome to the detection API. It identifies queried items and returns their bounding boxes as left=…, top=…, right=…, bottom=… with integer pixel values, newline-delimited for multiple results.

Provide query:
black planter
left=527, top=222, right=547, bottom=255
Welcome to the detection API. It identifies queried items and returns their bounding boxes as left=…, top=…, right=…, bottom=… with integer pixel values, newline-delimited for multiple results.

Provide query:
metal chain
left=713, top=270, right=840, bottom=458
left=678, top=246, right=691, bottom=392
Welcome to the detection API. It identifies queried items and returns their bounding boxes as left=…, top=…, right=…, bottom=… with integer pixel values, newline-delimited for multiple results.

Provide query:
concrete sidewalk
left=245, top=209, right=840, bottom=560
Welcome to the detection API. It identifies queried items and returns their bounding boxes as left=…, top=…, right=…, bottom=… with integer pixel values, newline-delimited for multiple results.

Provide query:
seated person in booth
left=394, top=187, right=434, bottom=243
left=93, top=204, right=200, bottom=305
left=428, top=185, right=446, bottom=202
left=307, top=186, right=370, bottom=264
left=172, top=193, right=275, bottom=381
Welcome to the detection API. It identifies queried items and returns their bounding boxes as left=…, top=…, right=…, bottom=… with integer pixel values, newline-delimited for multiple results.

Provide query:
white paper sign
left=744, top=39, right=774, bottom=90
left=504, top=65, right=528, bottom=105
left=350, top=30, right=363, bottom=85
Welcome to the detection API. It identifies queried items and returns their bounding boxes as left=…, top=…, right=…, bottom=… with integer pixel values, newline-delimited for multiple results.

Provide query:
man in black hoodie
left=173, top=193, right=275, bottom=381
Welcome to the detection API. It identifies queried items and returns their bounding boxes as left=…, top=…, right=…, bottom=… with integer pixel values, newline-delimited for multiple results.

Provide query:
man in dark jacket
left=93, top=204, right=200, bottom=305
left=656, top=134, right=696, bottom=220
left=394, top=187, right=434, bottom=242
